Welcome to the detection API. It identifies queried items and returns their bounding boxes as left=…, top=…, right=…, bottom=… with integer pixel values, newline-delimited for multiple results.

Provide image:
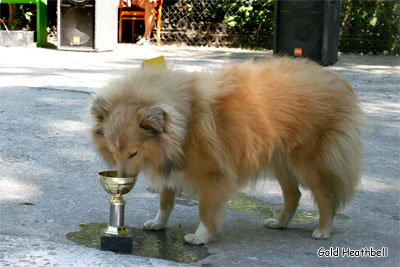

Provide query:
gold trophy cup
left=98, top=171, right=137, bottom=251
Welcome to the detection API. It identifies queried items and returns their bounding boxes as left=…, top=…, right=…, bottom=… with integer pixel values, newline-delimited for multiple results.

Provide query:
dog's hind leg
left=306, top=173, right=336, bottom=239
left=264, top=163, right=301, bottom=229
left=144, top=186, right=176, bottom=230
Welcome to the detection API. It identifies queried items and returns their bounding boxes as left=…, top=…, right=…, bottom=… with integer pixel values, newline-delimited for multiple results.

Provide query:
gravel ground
left=0, top=45, right=399, bottom=266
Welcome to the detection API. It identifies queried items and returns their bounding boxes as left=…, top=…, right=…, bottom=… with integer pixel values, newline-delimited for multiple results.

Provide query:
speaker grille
left=278, top=15, right=323, bottom=61
left=60, top=5, right=94, bottom=47
left=285, top=1, right=322, bottom=10
left=68, top=0, right=90, bottom=4
left=57, top=0, right=121, bottom=51
left=274, top=0, right=340, bottom=65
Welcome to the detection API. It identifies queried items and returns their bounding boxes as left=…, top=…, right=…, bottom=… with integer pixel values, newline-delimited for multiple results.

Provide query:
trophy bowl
left=98, top=171, right=137, bottom=195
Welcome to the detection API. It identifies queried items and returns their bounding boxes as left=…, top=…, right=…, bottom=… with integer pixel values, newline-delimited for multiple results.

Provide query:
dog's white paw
left=143, top=219, right=166, bottom=230
left=184, top=233, right=209, bottom=245
left=264, top=218, right=287, bottom=229
left=312, top=228, right=331, bottom=239
left=184, top=221, right=211, bottom=245
left=143, top=208, right=173, bottom=231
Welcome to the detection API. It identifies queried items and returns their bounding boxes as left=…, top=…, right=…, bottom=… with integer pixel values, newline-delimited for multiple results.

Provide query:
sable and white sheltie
left=90, top=57, right=364, bottom=245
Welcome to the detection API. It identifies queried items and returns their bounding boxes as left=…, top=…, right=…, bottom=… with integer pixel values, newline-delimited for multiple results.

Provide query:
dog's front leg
left=184, top=178, right=229, bottom=245
left=184, top=221, right=212, bottom=245
left=144, top=186, right=176, bottom=230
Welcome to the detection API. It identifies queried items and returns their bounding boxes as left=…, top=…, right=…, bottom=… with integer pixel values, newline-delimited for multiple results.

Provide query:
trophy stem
left=110, top=200, right=125, bottom=227
left=104, top=193, right=129, bottom=235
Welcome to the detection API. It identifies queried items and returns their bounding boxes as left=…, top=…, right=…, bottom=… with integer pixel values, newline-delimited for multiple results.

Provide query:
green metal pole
left=36, top=0, right=48, bottom=47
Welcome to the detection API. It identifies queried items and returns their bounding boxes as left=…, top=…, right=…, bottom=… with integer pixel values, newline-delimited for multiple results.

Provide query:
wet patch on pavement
left=66, top=223, right=210, bottom=263
left=227, top=194, right=349, bottom=223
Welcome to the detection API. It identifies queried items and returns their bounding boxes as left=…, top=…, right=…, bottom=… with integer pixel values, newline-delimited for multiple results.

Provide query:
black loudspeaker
left=273, top=0, right=341, bottom=65
left=57, top=0, right=118, bottom=51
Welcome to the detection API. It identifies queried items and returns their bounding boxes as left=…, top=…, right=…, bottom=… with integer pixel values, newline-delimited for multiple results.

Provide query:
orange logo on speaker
left=294, top=48, right=302, bottom=56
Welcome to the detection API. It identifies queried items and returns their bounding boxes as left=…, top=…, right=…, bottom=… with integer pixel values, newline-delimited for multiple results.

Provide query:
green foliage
left=340, top=0, right=399, bottom=54
left=166, top=0, right=275, bottom=48
left=163, top=0, right=399, bottom=54
left=220, top=0, right=275, bottom=48
left=0, top=4, right=36, bottom=31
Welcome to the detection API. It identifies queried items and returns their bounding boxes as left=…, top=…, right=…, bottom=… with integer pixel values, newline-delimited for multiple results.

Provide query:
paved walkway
left=0, top=45, right=399, bottom=266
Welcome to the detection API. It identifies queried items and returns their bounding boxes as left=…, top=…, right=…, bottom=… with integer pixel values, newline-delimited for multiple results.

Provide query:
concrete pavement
left=0, top=45, right=399, bottom=266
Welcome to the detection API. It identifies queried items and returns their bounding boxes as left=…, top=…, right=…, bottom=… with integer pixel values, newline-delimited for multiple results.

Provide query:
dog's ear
left=140, top=107, right=165, bottom=135
left=91, top=96, right=111, bottom=122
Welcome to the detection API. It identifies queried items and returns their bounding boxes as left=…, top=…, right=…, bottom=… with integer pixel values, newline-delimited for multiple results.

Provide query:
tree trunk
left=8, top=4, right=17, bottom=30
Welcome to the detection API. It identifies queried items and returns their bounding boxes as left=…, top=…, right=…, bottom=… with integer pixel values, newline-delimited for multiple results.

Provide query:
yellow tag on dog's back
left=142, top=56, right=167, bottom=69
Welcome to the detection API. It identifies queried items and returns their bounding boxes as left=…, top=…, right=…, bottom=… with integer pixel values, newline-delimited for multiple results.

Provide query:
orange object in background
left=294, top=48, right=303, bottom=56
left=118, top=0, right=163, bottom=44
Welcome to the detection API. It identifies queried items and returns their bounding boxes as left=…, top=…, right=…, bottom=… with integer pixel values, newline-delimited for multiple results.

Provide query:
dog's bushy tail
left=325, top=112, right=366, bottom=212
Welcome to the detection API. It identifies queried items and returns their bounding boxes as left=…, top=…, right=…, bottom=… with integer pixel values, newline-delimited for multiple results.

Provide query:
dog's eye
left=128, top=152, right=138, bottom=159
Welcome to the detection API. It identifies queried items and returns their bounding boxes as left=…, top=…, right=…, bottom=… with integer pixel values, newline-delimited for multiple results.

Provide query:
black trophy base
left=100, top=229, right=134, bottom=252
